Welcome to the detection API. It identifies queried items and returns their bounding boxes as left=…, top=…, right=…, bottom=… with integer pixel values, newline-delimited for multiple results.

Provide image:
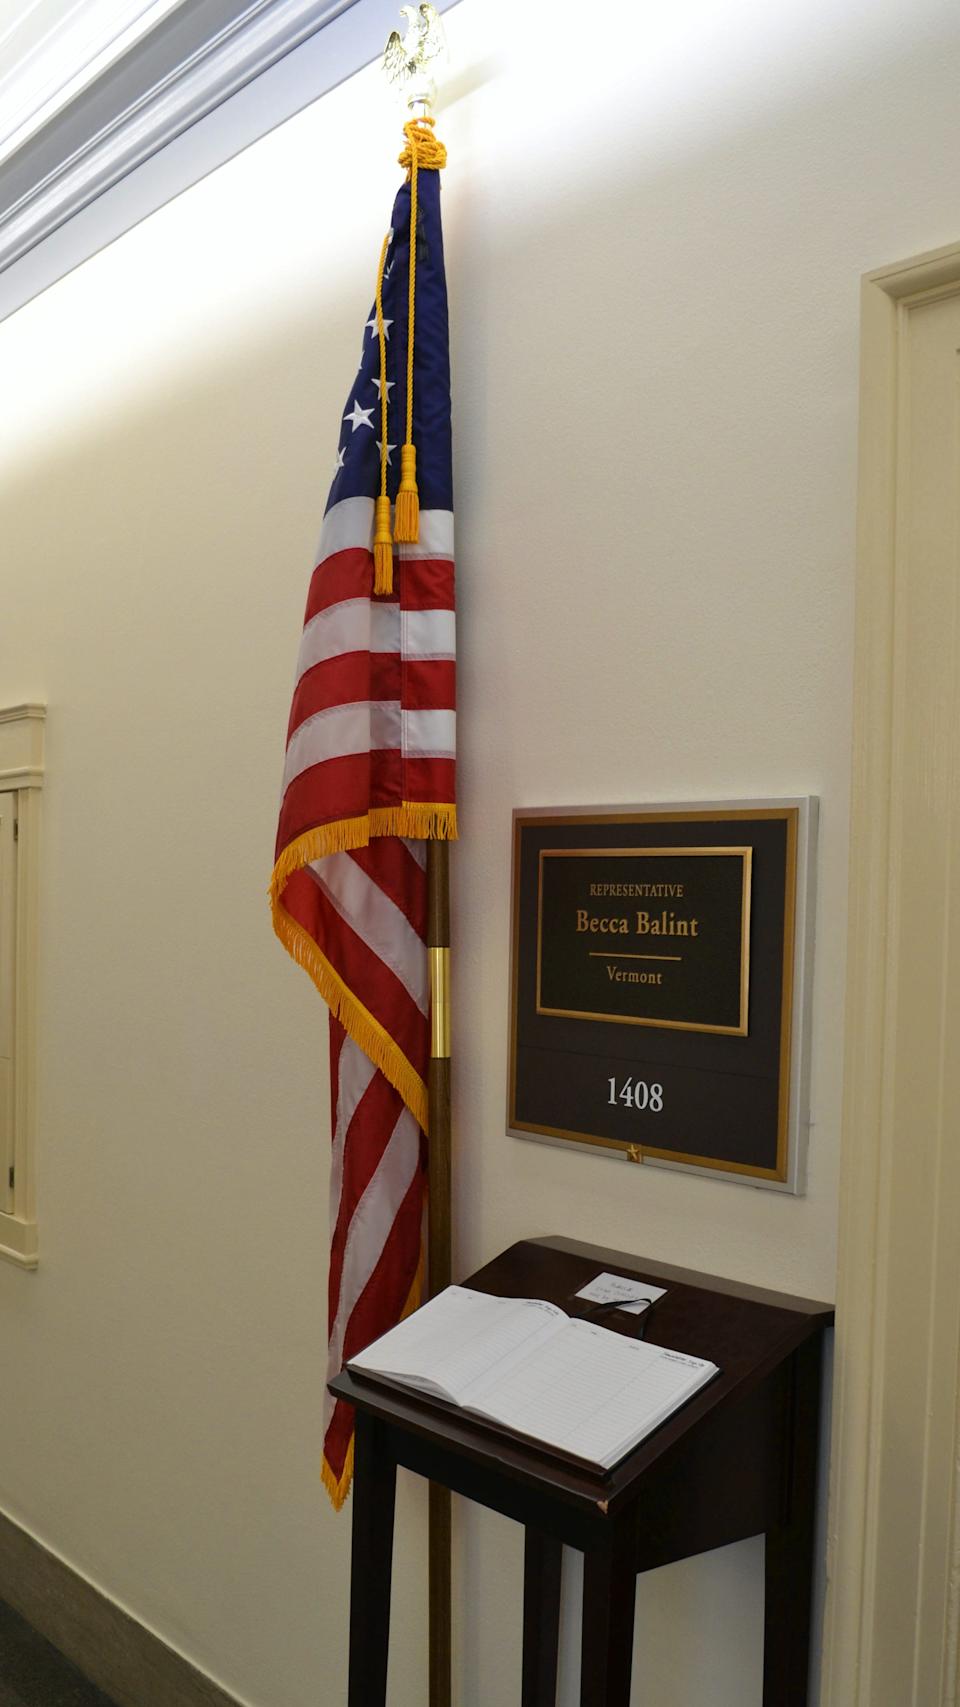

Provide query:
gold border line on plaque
left=535, top=847, right=752, bottom=1037
left=519, top=807, right=798, bottom=827
left=507, top=805, right=802, bottom=1185
left=506, top=1115, right=785, bottom=1181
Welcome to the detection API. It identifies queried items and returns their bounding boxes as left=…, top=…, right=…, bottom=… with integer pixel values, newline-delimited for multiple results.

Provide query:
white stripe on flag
left=283, top=700, right=401, bottom=791
left=329, top=1037, right=377, bottom=1268
left=398, top=510, right=454, bottom=558
left=310, top=852, right=429, bottom=1013
left=297, top=599, right=400, bottom=681
left=324, top=1103, right=421, bottom=1402
left=402, top=608, right=455, bottom=661
left=317, top=497, right=374, bottom=560
left=317, top=498, right=452, bottom=564
left=402, top=709, right=456, bottom=759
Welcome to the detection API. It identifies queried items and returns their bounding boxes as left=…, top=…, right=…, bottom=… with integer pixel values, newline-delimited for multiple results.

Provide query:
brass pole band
left=430, top=945, right=451, bottom=1059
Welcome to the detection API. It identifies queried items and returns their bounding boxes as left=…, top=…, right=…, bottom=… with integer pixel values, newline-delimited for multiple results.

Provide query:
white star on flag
left=343, top=398, right=375, bottom=432
left=365, top=310, right=392, bottom=340
left=372, top=375, right=395, bottom=400
left=376, top=440, right=396, bottom=465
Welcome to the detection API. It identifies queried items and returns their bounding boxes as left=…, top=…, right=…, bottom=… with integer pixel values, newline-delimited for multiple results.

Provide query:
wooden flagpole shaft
left=427, top=840, right=452, bottom=1707
left=427, top=840, right=452, bottom=1289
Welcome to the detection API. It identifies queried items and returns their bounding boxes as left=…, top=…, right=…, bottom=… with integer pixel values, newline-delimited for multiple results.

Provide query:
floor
left=0, top=1602, right=116, bottom=1707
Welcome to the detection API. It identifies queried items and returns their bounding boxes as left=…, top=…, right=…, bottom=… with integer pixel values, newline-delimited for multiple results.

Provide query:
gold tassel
left=394, top=443, right=419, bottom=542
left=395, top=118, right=429, bottom=544
left=373, top=494, right=393, bottom=594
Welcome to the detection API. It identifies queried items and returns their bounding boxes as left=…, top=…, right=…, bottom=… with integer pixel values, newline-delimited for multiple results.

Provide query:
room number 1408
left=607, top=1077, right=664, bottom=1112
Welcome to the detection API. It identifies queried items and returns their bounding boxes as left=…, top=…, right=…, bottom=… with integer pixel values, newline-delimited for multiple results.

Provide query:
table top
left=330, top=1235, right=834, bottom=1520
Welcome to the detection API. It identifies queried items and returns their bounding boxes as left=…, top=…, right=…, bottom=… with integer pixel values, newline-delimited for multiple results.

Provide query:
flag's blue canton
left=325, top=169, right=452, bottom=517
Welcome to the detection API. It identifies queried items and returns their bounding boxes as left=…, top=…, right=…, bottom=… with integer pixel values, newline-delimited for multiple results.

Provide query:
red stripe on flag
left=328, top=1070, right=406, bottom=1327
left=340, top=1161, right=424, bottom=1365
left=288, top=652, right=401, bottom=738
left=400, top=557, right=455, bottom=609
left=329, top=1017, right=345, bottom=1134
left=276, top=750, right=404, bottom=852
left=304, top=548, right=376, bottom=622
left=309, top=878, right=428, bottom=1078
left=323, top=1160, right=424, bottom=1489
left=403, top=658, right=455, bottom=712
left=401, top=755, right=456, bottom=806
left=348, top=841, right=428, bottom=938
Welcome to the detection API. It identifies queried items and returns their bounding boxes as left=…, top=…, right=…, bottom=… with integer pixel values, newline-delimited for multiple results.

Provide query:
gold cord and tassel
left=395, top=117, right=446, bottom=539
left=372, top=116, right=448, bottom=591
left=373, top=230, right=394, bottom=594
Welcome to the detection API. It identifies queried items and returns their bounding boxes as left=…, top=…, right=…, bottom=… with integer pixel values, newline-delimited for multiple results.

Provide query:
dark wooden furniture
left=329, top=1235, right=834, bottom=1707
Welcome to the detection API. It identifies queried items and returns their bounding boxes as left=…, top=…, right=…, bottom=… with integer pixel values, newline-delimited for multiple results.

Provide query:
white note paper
left=575, top=1272, right=667, bottom=1314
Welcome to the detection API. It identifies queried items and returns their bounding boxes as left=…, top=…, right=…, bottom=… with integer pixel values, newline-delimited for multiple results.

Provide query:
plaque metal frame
left=508, top=799, right=817, bottom=1194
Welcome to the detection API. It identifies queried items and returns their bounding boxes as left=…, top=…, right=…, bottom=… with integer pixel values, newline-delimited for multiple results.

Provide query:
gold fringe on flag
left=269, top=895, right=430, bottom=1134
left=321, top=1438, right=354, bottom=1513
left=270, top=804, right=458, bottom=897
left=269, top=804, right=456, bottom=1132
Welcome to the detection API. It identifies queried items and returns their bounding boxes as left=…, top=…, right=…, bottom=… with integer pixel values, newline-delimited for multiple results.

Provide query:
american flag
left=270, top=137, right=455, bottom=1509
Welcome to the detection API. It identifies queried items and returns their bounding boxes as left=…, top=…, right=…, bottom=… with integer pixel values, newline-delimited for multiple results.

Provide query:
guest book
left=348, top=1285, right=718, bottom=1471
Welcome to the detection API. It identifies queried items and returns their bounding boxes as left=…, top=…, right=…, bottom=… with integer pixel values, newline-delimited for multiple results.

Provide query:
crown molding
left=0, top=0, right=354, bottom=273
left=0, top=0, right=459, bottom=325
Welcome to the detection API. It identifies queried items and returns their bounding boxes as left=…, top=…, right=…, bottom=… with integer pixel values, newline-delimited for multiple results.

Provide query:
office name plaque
left=509, top=802, right=817, bottom=1192
left=538, top=847, right=752, bottom=1035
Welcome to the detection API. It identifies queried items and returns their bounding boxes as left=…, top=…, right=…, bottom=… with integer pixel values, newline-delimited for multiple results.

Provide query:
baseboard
left=0, top=1505, right=242, bottom=1707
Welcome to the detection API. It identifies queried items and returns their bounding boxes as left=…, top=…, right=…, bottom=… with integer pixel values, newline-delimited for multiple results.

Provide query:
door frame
left=821, top=240, right=960, bottom=1705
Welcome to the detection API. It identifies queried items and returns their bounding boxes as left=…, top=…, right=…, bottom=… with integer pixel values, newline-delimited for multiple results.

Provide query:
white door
left=824, top=252, right=960, bottom=1707
left=0, top=794, right=16, bottom=1215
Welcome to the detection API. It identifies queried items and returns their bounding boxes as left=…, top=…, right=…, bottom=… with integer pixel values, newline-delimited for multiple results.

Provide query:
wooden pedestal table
left=330, top=1234, right=833, bottom=1707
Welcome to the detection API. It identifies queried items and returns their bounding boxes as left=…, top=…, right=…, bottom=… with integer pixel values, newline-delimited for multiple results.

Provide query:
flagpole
left=427, top=839, right=452, bottom=1707
left=382, top=19, right=455, bottom=1695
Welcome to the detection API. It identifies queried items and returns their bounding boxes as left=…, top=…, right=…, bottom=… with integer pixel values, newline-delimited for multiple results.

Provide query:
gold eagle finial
left=383, top=4, right=446, bottom=110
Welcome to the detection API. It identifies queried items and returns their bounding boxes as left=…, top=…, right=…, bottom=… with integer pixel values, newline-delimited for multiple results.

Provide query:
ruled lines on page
left=464, top=1320, right=716, bottom=1467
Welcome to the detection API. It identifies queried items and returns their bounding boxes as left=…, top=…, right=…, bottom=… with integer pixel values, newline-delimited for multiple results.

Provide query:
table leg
left=579, top=1527, right=637, bottom=1707
left=429, top=1482, right=452, bottom=1707
left=348, top=1413, right=397, bottom=1707
left=763, top=1339, right=822, bottom=1707
left=522, top=1528, right=562, bottom=1707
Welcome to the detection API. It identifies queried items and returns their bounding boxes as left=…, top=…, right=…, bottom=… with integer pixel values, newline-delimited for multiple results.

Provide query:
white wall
left=1, top=1, right=959, bottom=1702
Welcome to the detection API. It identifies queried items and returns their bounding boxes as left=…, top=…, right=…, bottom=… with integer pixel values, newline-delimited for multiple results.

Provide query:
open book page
left=347, top=1286, right=567, bottom=1405
left=462, top=1319, right=717, bottom=1469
